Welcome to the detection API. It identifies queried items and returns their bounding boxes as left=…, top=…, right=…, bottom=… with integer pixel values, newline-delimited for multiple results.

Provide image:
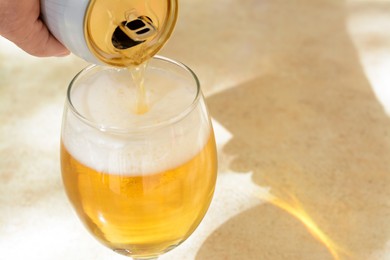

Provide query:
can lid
left=84, top=0, right=177, bottom=67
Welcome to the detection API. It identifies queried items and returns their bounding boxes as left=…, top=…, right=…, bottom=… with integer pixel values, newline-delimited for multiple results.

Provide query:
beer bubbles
left=60, top=57, right=217, bottom=259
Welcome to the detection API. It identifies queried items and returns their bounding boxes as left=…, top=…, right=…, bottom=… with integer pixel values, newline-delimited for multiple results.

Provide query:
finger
left=13, top=18, right=70, bottom=57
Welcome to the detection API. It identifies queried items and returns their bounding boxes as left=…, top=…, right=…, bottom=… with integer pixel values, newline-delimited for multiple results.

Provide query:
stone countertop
left=1, top=0, right=390, bottom=259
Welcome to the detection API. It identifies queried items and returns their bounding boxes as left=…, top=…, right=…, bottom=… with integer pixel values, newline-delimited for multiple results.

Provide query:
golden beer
left=60, top=57, right=217, bottom=258
left=60, top=134, right=216, bottom=257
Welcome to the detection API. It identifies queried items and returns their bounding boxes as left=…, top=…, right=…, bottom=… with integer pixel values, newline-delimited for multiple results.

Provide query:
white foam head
left=62, top=60, right=210, bottom=175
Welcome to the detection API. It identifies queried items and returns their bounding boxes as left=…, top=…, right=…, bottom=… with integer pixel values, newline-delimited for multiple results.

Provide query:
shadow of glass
left=197, top=1, right=390, bottom=259
left=197, top=204, right=334, bottom=260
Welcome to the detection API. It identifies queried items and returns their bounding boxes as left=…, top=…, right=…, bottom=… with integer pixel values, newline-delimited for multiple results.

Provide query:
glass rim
left=66, top=55, right=201, bottom=134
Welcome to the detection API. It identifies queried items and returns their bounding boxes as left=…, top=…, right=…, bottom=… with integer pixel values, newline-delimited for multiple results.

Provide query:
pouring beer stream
left=41, top=0, right=178, bottom=114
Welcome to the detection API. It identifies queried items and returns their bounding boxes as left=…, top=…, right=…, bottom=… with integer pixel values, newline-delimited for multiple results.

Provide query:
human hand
left=0, top=0, right=70, bottom=57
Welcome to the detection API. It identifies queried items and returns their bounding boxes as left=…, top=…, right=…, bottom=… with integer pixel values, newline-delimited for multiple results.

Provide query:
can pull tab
left=112, top=15, right=157, bottom=50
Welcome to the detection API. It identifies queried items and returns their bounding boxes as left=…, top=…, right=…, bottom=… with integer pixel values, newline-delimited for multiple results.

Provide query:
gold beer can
left=41, top=0, right=177, bottom=67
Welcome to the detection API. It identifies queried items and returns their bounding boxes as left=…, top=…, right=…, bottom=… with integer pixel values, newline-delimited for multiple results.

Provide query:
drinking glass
left=60, top=56, right=217, bottom=259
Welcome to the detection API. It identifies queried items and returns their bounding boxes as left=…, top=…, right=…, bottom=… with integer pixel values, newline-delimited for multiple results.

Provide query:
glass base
left=113, top=249, right=158, bottom=259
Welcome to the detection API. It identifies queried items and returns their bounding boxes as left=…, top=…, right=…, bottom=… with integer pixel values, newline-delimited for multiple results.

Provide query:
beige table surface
left=2, top=0, right=390, bottom=259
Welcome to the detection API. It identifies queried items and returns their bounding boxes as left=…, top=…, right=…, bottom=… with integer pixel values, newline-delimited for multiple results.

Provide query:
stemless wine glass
left=60, top=56, right=217, bottom=260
